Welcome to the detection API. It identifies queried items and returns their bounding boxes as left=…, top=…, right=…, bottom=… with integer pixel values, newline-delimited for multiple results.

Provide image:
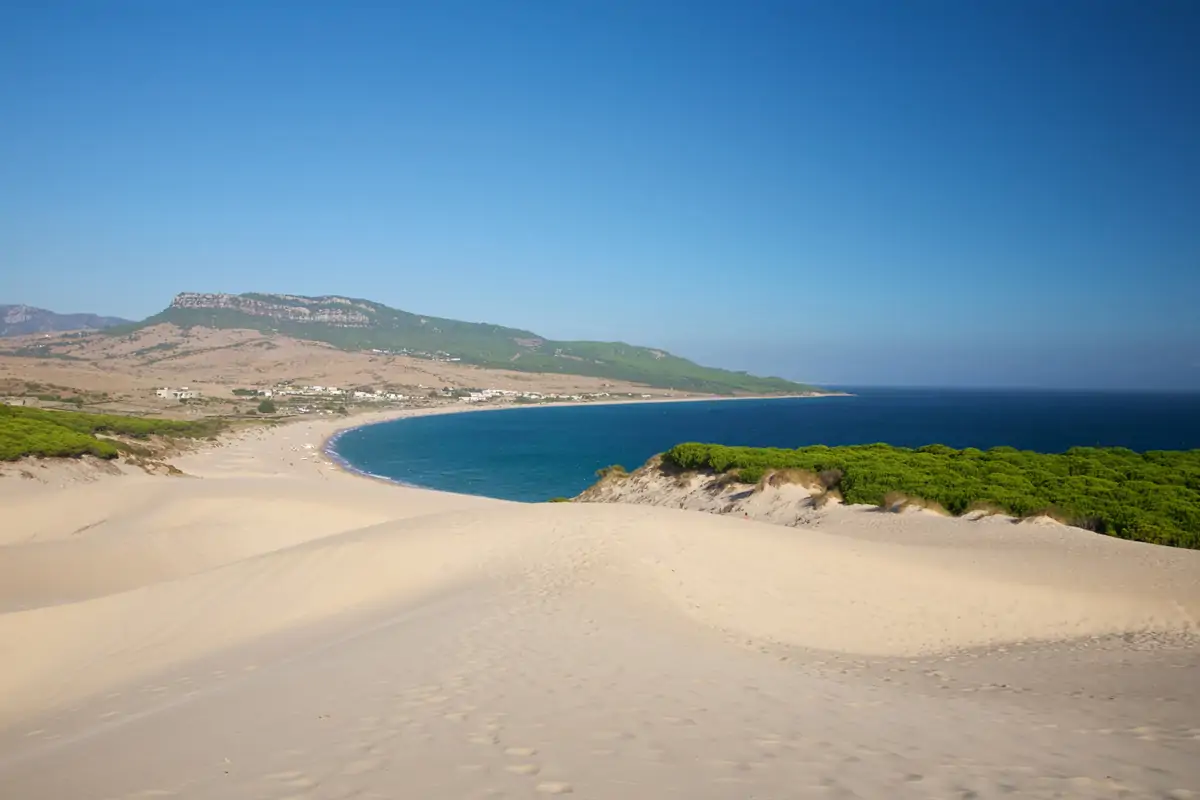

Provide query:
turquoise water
left=328, top=388, right=1200, bottom=502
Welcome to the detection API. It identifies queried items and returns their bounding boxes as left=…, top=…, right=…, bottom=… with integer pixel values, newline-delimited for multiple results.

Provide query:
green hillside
left=121, top=293, right=819, bottom=395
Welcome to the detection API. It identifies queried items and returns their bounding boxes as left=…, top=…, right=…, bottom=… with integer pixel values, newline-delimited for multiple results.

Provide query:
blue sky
left=2, top=1, right=1197, bottom=390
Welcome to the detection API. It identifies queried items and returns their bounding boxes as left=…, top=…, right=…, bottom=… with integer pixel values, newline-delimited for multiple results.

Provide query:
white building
left=156, top=387, right=199, bottom=400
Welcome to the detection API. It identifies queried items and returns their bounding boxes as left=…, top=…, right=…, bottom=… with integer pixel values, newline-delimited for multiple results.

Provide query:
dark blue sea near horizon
left=328, top=388, right=1200, bottom=503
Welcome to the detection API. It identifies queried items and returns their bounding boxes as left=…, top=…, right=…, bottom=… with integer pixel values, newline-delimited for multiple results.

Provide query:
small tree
left=257, top=399, right=277, bottom=414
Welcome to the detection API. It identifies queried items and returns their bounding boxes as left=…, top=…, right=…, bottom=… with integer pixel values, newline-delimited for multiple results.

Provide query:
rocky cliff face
left=169, top=293, right=373, bottom=327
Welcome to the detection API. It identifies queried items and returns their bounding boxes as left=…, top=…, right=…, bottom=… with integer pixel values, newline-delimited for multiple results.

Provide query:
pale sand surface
left=2, top=413, right=1200, bottom=798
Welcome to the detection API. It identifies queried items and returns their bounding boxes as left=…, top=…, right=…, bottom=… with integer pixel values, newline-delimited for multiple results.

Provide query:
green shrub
left=662, top=442, right=1200, bottom=549
left=0, top=405, right=224, bottom=462
left=0, top=415, right=120, bottom=460
left=257, top=399, right=277, bottom=414
left=595, top=464, right=628, bottom=480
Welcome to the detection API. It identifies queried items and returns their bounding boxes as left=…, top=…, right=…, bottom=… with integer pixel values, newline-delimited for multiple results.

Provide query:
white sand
left=1, top=412, right=1199, bottom=798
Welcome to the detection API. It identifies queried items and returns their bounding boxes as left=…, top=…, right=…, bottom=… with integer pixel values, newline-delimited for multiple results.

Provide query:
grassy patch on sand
left=664, top=442, right=1200, bottom=549
left=0, top=405, right=224, bottom=461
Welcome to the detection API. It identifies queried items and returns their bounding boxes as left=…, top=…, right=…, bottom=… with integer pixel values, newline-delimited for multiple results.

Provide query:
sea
left=328, top=388, right=1200, bottom=503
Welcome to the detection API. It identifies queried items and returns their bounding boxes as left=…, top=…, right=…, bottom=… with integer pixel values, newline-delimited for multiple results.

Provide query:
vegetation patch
left=810, top=488, right=843, bottom=509
left=0, top=405, right=224, bottom=462
left=595, top=464, right=629, bottom=480
left=663, top=442, right=1200, bottom=549
left=755, top=467, right=821, bottom=493
left=1, top=380, right=113, bottom=407
left=130, top=341, right=181, bottom=358
left=708, top=469, right=744, bottom=491
left=881, top=491, right=949, bottom=516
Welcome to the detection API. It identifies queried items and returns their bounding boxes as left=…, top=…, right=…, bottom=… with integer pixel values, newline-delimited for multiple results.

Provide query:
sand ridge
left=1, top=412, right=1199, bottom=798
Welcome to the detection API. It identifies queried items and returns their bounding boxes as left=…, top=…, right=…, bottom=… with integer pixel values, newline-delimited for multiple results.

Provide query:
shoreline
left=315, top=392, right=847, bottom=492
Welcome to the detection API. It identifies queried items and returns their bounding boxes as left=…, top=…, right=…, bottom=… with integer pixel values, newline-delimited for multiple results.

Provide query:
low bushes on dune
left=754, top=468, right=821, bottom=493
left=0, top=405, right=224, bottom=462
left=0, top=414, right=121, bottom=461
left=663, top=442, right=1200, bottom=549
left=810, top=488, right=843, bottom=509
left=881, top=491, right=949, bottom=516
left=595, top=464, right=629, bottom=480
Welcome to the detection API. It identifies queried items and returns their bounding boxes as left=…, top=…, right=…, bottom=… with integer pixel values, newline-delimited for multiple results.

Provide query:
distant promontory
left=116, top=292, right=825, bottom=395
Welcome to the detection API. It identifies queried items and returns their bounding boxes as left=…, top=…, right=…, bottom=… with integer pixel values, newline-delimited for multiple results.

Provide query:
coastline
left=316, top=392, right=847, bottom=491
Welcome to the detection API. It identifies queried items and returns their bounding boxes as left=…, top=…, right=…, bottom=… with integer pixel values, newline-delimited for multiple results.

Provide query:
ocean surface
left=329, top=388, right=1200, bottom=503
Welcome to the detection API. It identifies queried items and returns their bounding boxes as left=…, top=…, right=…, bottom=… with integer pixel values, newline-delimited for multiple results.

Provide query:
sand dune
left=1, top=415, right=1198, bottom=798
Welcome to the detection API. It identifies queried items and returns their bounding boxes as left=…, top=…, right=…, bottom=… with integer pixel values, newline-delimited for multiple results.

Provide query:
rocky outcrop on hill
left=169, top=293, right=374, bottom=327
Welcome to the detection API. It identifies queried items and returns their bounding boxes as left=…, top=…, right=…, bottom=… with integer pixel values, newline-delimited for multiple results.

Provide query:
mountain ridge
left=1, top=305, right=131, bottom=338
left=120, top=292, right=818, bottom=395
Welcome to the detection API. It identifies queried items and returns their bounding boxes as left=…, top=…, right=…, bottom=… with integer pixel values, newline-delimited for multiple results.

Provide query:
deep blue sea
left=328, top=388, right=1200, bottom=503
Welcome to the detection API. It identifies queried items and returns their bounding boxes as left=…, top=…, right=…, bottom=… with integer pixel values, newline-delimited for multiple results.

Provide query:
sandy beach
left=2, top=409, right=1199, bottom=799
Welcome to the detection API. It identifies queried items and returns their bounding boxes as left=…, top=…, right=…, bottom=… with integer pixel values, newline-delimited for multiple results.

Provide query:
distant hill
left=1, top=305, right=131, bottom=337
left=121, top=292, right=819, bottom=395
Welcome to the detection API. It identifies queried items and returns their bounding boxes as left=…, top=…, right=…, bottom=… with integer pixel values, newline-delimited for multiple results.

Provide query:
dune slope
left=1, top=417, right=1198, bottom=798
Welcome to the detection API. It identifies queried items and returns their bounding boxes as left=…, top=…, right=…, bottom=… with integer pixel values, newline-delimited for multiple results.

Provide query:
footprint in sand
left=662, top=715, right=697, bottom=726
left=535, top=782, right=574, bottom=794
left=263, top=771, right=306, bottom=782
left=503, top=747, right=538, bottom=757
left=504, top=764, right=541, bottom=776
left=341, top=757, right=386, bottom=776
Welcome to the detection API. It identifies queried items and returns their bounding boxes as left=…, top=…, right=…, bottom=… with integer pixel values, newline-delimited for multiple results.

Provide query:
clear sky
left=2, top=1, right=1198, bottom=390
